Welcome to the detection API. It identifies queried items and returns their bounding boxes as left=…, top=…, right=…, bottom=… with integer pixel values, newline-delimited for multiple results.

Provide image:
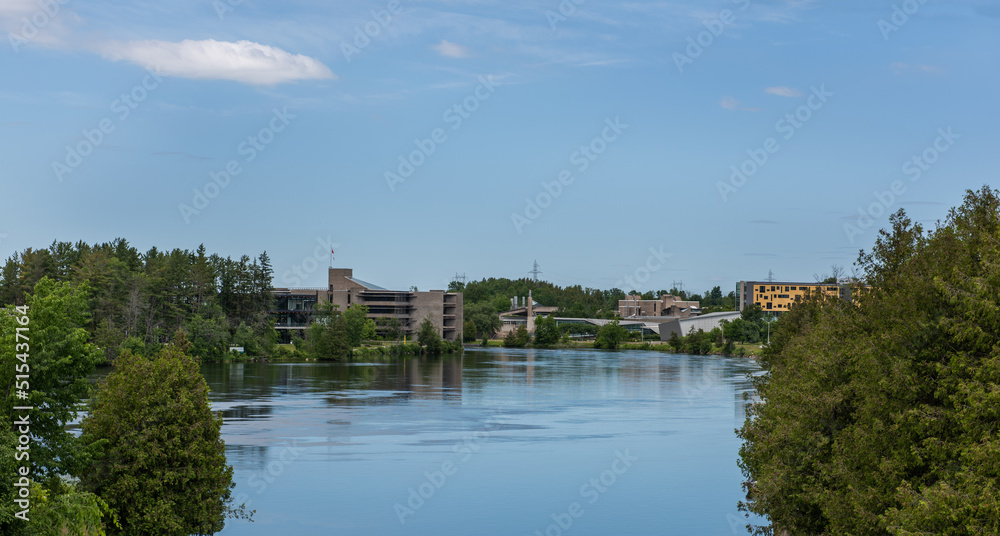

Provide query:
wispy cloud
left=99, top=39, right=335, bottom=85
left=431, top=39, right=471, bottom=59
left=720, top=96, right=760, bottom=112
left=764, top=86, right=803, bottom=97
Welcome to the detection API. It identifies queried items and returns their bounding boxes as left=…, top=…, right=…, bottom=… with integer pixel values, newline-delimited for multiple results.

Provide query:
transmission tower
left=529, top=260, right=542, bottom=282
left=766, top=269, right=776, bottom=282
left=672, top=280, right=685, bottom=295
left=452, top=273, right=467, bottom=285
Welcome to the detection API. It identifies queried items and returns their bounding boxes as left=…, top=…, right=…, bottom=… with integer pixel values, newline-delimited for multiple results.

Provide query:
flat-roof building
left=273, top=268, right=463, bottom=343
left=618, top=294, right=701, bottom=318
left=736, top=281, right=856, bottom=315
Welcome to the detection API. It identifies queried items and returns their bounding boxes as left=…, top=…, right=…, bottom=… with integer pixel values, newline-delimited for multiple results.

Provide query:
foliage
left=0, top=278, right=105, bottom=479
left=0, top=240, right=275, bottom=362
left=361, top=318, right=378, bottom=341
left=374, top=317, right=403, bottom=341
left=738, top=187, right=1000, bottom=536
left=417, top=318, right=443, bottom=354
left=463, top=319, right=477, bottom=342
left=81, top=343, right=248, bottom=536
left=460, top=277, right=626, bottom=320
left=502, top=325, right=530, bottom=348
left=464, top=301, right=502, bottom=339
left=594, top=320, right=628, bottom=350
left=343, top=304, right=370, bottom=347
left=533, top=316, right=560, bottom=346
left=27, top=479, right=117, bottom=536
left=306, top=303, right=350, bottom=360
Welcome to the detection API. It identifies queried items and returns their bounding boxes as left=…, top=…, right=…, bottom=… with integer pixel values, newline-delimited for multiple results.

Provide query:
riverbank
left=468, top=339, right=764, bottom=357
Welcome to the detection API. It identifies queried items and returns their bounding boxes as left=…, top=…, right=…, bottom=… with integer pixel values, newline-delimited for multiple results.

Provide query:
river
left=205, top=347, right=762, bottom=535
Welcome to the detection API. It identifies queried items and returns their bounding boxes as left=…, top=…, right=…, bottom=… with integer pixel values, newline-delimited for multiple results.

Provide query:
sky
left=1, top=0, right=998, bottom=295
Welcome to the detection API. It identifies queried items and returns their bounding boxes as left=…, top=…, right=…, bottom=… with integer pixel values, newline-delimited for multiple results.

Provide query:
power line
left=528, top=260, right=542, bottom=282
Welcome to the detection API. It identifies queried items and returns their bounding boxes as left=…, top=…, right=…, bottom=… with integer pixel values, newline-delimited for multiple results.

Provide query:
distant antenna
left=767, top=269, right=776, bottom=282
left=529, top=260, right=542, bottom=282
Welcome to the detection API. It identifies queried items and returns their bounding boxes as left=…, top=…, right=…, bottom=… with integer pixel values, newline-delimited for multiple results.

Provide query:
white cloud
left=431, top=39, right=471, bottom=59
left=720, top=96, right=760, bottom=112
left=99, top=39, right=335, bottom=86
left=764, top=86, right=803, bottom=97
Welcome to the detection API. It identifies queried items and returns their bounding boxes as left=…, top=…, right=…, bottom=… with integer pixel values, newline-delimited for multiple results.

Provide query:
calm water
left=205, top=347, right=762, bottom=536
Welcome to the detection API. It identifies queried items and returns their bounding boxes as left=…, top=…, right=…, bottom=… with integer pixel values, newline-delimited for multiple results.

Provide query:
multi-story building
left=617, top=294, right=701, bottom=318
left=272, top=268, right=463, bottom=343
left=736, top=281, right=856, bottom=314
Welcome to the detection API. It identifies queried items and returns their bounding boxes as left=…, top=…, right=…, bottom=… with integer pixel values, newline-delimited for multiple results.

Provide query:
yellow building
left=737, top=281, right=847, bottom=314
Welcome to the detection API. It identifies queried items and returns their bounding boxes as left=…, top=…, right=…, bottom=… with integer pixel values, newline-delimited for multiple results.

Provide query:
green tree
left=342, top=304, right=370, bottom=347
left=361, top=318, right=378, bottom=341
left=0, top=278, right=105, bottom=479
left=533, top=316, right=560, bottom=346
left=80, top=343, right=249, bottom=536
left=417, top=318, right=442, bottom=354
left=306, top=303, right=350, bottom=360
left=463, top=319, right=477, bottom=342
left=594, top=320, right=627, bottom=350
left=739, top=187, right=1000, bottom=536
left=502, top=325, right=529, bottom=348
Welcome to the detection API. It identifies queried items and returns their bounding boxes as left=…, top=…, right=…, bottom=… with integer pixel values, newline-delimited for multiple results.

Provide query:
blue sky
left=1, top=0, right=998, bottom=295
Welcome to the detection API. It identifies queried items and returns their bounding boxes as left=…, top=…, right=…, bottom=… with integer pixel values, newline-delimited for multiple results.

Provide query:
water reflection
left=205, top=348, right=762, bottom=536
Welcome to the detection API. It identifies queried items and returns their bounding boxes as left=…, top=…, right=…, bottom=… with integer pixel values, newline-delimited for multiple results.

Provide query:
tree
left=1, top=278, right=105, bottom=479
left=80, top=342, right=249, bottom=536
left=417, top=318, right=442, bottom=354
left=463, top=319, right=477, bottom=342
left=739, top=187, right=1000, bottom=536
left=533, top=316, right=560, bottom=346
left=342, top=304, right=370, bottom=347
left=594, top=320, right=627, bottom=350
left=306, top=303, right=350, bottom=360
left=502, top=325, right=529, bottom=348
left=361, top=318, right=378, bottom=341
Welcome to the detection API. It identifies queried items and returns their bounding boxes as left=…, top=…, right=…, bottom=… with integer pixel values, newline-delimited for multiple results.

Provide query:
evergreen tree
left=81, top=342, right=248, bottom=535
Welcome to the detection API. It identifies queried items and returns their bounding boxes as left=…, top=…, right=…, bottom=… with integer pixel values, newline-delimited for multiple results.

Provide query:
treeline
left=0, top=239, right=276, bottom=361
left=739, top=187, right=1000, bottom=535
left=1, top=280, right=245, bottom=535
left=453, top=277, right=737, bottom=340
left=301, top=303, right=461, bottom=359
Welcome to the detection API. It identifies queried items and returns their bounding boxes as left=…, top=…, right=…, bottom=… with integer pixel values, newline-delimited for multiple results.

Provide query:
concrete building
left=618, top=294, right=701, bottom=318
left=658, top=311, right=741, bottom=340
left=272, top=268, right=463, bottom=343
left=736, top=281, right=855, bottom=315
left=498, top=290, right=559, bottom=335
